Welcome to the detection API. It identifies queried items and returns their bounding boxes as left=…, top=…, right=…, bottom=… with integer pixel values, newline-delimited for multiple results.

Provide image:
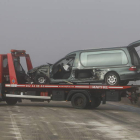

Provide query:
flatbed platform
left=5, top=84, right=134, bottom=89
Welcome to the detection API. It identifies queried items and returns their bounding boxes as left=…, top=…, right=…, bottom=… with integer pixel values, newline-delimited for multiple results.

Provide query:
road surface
left=0, top=100, right=140, bottom=140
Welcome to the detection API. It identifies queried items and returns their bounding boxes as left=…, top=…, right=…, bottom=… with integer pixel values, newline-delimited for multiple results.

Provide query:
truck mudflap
left=126, top=89, right=139, bottom=104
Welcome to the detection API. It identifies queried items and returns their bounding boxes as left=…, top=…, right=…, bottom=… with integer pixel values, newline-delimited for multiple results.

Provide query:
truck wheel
left=71, top=93, right=88, bottom=109
left=6, top=98, right=17, bottom=105
left=88, top=97, right=101, bottom=109
left=105, top=72, right=120, bottom=86
left=35, top=74, right=50, bottom=84
left=86, top=96, right=95, bottom=109
left=94, top=97, right=101, bottom=108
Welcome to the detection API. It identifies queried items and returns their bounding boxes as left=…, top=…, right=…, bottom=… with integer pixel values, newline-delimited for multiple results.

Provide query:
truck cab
left=0, top=50, right=33, bottom=85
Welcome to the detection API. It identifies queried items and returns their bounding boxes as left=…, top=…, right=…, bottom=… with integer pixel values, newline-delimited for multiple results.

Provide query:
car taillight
left=129, top=66, right=137, bottom=71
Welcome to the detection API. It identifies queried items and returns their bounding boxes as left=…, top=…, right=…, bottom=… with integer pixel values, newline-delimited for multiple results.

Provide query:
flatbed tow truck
left=0, top=50, right=139, bottom=109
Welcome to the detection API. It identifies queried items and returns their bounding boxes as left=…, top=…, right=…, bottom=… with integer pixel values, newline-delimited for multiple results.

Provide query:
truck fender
left=66, top=90, right=91, bottom=102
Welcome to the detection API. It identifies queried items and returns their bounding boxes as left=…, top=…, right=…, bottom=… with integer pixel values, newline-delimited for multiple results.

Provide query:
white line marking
left=5, top=84, right=11, bottom=87
left=45, top=85, right=58, bottom=87
left=109, top=87, right=123, bottom=89
left=75, top=86, right=89, bottom=88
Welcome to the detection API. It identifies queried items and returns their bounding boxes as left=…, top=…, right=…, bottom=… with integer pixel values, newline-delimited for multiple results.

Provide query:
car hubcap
left=38, top=77, right=46, bottom=83
left=107, top=75, right=117, bottom=85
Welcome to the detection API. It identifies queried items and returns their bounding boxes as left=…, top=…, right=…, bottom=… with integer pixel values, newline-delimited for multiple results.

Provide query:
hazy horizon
left=1, top=0, right=140, bottom=84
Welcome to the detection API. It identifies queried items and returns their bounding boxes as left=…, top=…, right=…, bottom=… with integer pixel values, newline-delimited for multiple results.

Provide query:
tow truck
left=0, top=50, right=139, bottom=109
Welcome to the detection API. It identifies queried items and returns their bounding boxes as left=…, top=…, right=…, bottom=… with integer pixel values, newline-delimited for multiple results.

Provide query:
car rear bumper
left=120, top=72, right=140, bottom=81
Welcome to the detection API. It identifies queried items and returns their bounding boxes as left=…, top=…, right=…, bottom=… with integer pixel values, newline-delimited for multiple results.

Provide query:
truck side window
left=3, top=58, right=8, bottom=68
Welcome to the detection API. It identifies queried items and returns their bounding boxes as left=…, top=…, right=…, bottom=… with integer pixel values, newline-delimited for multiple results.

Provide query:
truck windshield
left=14, top=61, right=25, bottom=73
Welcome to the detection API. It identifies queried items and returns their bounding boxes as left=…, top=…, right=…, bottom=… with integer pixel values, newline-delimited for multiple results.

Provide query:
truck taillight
left=129, top=66, right=137, bottom=71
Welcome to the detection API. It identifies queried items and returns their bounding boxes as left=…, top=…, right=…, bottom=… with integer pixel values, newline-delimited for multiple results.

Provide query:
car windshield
left=55, top=58, right=73, bottom=67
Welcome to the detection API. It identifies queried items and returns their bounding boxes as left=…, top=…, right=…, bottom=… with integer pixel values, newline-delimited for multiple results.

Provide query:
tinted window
left=129, top=48, right=140, bottom=65
left=80, top=50, right=128, bottom=67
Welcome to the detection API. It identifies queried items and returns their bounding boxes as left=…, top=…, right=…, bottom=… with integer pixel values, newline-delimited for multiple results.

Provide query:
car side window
left=80, top=50, right=128, bottom=67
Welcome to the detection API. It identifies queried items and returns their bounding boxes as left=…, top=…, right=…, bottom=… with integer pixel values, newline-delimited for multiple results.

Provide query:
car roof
left=128, top=40, right=140, bottom=48
left=66, top=40, right=140, bottom=56
left=66, top=46, right=127, bottom=56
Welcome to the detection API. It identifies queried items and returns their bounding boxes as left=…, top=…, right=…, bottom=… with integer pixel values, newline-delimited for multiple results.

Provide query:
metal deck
left=5, top=84, right=133, bottom=90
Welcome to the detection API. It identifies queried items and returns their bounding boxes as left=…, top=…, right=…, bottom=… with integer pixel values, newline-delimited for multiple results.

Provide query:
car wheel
left=105, top=72, right=120, bottom=86
left=35, top=74, right=50, bottom=84
left=6, top=98, right=17, bottom=105
left=71, top=93, right=88, bottom=109
left=120, top=80, right=129, bottom=86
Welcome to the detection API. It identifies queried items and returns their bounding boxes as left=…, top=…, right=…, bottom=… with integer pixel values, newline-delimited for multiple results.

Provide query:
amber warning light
left=11, top=50, right=26, bottom=56
left=11, top=50, right=26, bottom=53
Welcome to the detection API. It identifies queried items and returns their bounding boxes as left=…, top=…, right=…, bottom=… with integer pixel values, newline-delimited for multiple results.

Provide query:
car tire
left=35, top=74, right=50, bottom=84
left=6, top=98, right=17, bottom=105
left=105, top=72, right=120, bottom=86
left=120, top=80, right=129, bottom=86
left=71, top=93, right=88, bottom=109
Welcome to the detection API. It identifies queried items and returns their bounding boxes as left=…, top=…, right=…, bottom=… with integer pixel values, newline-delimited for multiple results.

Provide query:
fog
left=0, top=0, right=140, bottom=84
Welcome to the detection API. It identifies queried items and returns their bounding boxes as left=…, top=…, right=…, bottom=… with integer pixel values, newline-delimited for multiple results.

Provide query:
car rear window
left=129, top=48, right=140, bottom=65
left=80, top=50, right=128, bottom=67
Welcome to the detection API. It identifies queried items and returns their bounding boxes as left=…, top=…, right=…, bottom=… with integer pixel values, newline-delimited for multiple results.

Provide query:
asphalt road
left=0, top=100, right=140, bottom=140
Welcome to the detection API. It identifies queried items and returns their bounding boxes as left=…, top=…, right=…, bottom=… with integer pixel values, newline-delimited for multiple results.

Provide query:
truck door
left=14, top=60, right=27, bottom=84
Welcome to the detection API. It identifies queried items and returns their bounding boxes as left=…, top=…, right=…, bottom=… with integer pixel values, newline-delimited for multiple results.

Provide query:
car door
left=50, top=56, right=75, bottom=83
left=128, top=40, right=140, bottom=70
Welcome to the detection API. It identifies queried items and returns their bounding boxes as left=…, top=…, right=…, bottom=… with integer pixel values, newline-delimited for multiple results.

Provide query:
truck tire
left=6, top=98, right=17, bottom=105
left=94, top=97, right=101, bottom=108
left=86, top=96, right=95, bottom=109
left=87, top=97, right=101, bottom=109
left=71, top=93, right=88, bottom=109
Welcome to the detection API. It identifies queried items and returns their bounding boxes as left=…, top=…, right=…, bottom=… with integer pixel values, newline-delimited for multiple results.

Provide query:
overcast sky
left=0, top=0, right=140, bottom=69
